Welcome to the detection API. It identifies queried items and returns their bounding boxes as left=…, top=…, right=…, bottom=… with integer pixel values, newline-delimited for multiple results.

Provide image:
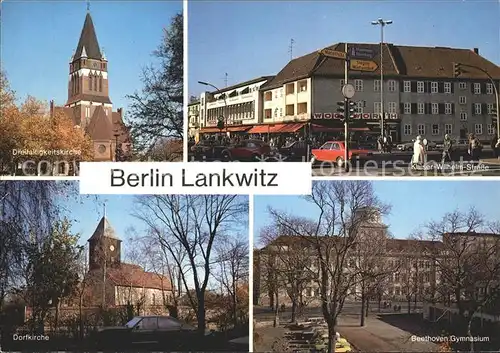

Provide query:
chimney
left=473, top=48, right=479, bottom=54
left=50, top=100, right=54, bottom=117
left=117, top=108, right=122, bottom=116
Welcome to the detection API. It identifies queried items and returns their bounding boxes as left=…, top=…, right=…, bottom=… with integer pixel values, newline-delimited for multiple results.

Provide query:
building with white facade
left=197, top=76, right=274, bottom=135
left=188, top=100, right=200, bottom=138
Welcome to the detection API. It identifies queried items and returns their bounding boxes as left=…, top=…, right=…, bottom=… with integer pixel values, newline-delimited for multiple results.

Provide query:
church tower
left=66, top=10, right=113, bottom=129
left=88, top=207, right=122, bottom=270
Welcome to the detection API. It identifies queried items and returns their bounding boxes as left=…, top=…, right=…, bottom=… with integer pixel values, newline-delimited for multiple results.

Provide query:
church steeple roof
left=88, top=209, right=121, bottom=241
left=74, top=13, right=102, bottom=61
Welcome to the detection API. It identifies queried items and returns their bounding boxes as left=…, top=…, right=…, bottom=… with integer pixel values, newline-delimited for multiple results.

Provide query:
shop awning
left=226, top=126, right=252, bottom=132
left=200, top=125, right=252, bottom=133
left=200, top=127, right=223, bottom=133
left=248, top=123, right=306, bottom=134
left=248, top=125, right=279, bottom=134
left=276, top=123, right=306, bottom=133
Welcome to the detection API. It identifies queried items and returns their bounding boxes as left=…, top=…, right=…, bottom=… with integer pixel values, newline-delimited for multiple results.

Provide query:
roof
left=66, top=94, right=112, bottom=106
left=188, top=100, right=200, bottom=106
left=106, top=263, right=173, bottom=290
left=443, top=231, right=500, bottom=239
left=208, top=76, right=275, bottom=95
left=88, top=215, right=120, bottom=241
left=262, top=42, right=500, bottom=90
left=74, top=13, right=102, bottom=60
left=86, top=105, right=114, bottom=140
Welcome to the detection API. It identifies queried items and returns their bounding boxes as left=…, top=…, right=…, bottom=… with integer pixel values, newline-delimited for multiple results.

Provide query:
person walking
left=496, top=137, right=500, bottom=160
left=492, top=134, right=499, bottom=158
left=441, top=134, right=453, bottom=163
left=412, top=135, right=425, bottom=167
left=468, top=133, right=482, bottom=161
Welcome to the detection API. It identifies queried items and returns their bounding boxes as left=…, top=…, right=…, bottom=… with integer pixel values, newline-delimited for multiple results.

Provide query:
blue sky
left=57, top=190, right=249, bottom=263
left=254, top=180, right=500, bottom=248
left=1, top=0, right=182, bottom=118
left=188, top=0, right=500, bottom=98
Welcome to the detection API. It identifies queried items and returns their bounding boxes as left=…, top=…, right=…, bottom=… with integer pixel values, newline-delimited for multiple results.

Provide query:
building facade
left=197, top=76, right=274, bottom=135
left=50, top=11, right=131, bottom=161
left=188, top=100, right=201, bottom=138
left=197, top=43, right=499, bottom=143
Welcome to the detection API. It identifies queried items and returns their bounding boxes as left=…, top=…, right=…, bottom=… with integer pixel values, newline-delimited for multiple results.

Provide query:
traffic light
left=347, top=100, right=356, bottom=120
left=453, top=63, right=462, bottom=78
left=217, top=116, right=225, bottom=130
left=337, top=101, right=346, bottom=123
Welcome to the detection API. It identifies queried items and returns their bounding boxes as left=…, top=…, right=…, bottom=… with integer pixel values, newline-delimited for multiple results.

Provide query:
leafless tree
left=414, top=208, right=500, bottom=352
left=352, top=226, right=395, bottom=326
left=260, top=225, right=314, bottom=323
left=214, top=236, right=249, bottom=327
left=132, top=195, right=248, bottom=334
left=268, top=181, right=389, bottom=353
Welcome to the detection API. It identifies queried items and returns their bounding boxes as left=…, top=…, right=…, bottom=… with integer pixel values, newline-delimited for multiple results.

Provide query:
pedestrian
left=387, top=135, right=393, bottom=153
left=492, top=134, right=498, bottom=158
left=383, top=135, right=388, bottom=153
left=468, top=133, right=482, bottom=161
left=377, top=136, right=383, bottom=153
left=441, top=134, right=453, bottom=163
left=496, top=137, right=500, bottom=159
left=412, top=136, right=425, bottom=167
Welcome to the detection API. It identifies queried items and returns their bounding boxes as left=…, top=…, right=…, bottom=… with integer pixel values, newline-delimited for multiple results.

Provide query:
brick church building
left=83, top=210, right=173, bottom=311
left=50, top=10, right=131, bottom=161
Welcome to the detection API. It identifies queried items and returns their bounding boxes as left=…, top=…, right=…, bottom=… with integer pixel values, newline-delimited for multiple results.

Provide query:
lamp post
left=455, top=63, right=500, bottom=138
left=371, top=18, right=392, bottom=138
left=198, top=81, right=228, bottom=136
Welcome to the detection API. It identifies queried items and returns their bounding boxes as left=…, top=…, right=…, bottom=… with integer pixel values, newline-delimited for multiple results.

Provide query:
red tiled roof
left=86, top=105, right=114, bottom=140
left=105, top=263, right=172, bottom=291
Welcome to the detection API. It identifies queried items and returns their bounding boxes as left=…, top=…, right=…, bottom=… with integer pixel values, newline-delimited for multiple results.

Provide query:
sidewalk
left=338, top=316, right=439, bottom=352
left=480, top=158, right=500, bottom=165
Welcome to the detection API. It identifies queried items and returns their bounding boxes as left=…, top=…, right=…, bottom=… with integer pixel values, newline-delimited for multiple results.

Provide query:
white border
left=183, top=0, right=189, bottom=162
left=248, top=195, right=254, bottom=352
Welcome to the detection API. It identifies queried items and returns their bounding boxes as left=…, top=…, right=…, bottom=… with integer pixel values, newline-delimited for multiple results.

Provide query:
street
left=254, top=303, right=439, bottom=352
left=312, top=151, right=500, bottom=176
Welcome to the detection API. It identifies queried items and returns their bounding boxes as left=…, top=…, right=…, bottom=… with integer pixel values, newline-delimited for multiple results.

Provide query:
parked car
left=397, top=139, right=437, bottom=151
left=190, top=140, right=227, bottom=161
left=277, top=140, right=309, bottom=161
left=93, top=316, right=212, bottom=350
left=310, top=141, right=373, bottom=167
left=221, top=139, right=273, bottom=161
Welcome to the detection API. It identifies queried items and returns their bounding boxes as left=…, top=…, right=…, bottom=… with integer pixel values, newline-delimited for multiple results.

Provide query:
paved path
left=337, top=315, right=439, bottom=352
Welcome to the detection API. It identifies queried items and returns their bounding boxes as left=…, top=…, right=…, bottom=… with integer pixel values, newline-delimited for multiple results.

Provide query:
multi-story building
left=188, top=100, right=200, bottom=138
left=50, top=10, right=131, bottom=161
left=198, top=43, right=500, bottom=143
left=197, top=76, right=273, bottom=135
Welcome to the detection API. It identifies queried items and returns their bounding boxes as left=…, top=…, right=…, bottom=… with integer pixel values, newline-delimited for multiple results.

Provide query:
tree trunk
left=360, top=289, right=365, bottom=326
left=54, top=300, right=60, bottom=333
left=328, top=321, right=337, bottom=353
left=407, top=297, right=411, bottom=314
left=467, top=314, right=474, bottom=352
left=414, top=292, right=417, bottom=311
left=365, top=298, right=369, bottom=317
left=273, top=292, right=279, bottom=328
left=79, top=295, right=84, bottom=340
left=197, top=295, right=206, bottom=334
left=291, top=299, right=297, bottom=323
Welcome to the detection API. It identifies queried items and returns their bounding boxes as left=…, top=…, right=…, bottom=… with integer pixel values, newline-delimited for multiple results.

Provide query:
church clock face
left=98, top=144, right=106, bottom=153
left=109, top=245, right=115, bottom=252
left=93, top=62, right=98, bottom=68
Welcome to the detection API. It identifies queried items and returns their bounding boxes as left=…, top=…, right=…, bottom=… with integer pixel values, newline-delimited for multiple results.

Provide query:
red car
left=221, top=139, right=272, bottom=161
left=311, top=141, right=373, bottom=167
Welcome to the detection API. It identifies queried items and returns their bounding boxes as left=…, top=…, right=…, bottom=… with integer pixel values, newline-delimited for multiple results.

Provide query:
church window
left=88, top=74, right=93, bottom=91
left=99, top=76, right=102, bottom=92
left=86, top=106, right=91, bottom=118
left=94, top=73, right=98, bottom=91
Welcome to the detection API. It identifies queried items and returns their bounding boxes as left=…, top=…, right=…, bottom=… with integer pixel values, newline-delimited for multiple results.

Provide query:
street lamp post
left=198, top=81, right=228, bottom=136
left=371, top=18, right=392, bottom=138
left=455, top=63, right=500, bottom=138
left=113, top=129, right=120, bottom=162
